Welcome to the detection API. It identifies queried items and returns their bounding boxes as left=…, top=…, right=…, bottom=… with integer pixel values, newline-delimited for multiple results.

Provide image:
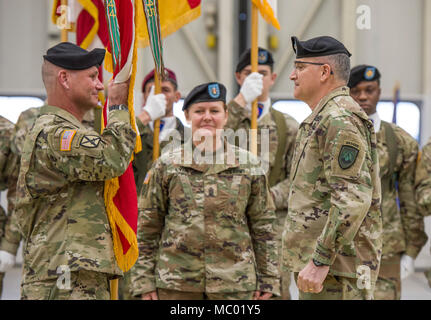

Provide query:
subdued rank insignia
left=80, top=135, right=101, bottom=148
left=60, top=130, right=76, bottom=151
left=338, top=145, right=359, bottom=169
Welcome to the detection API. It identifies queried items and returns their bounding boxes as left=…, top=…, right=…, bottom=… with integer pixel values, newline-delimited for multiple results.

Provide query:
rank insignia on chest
left=338, top=145, right=359, bottom=169
left=60, top=130, right=77, bottom=151
left=80, top=135, right=101, bottom=148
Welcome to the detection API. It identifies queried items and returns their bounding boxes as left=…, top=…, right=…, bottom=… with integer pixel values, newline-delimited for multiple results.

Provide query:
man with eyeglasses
left=348, top=65, right=427, bottom=300
left=225, top=47, right=299, bottom=300
left=282, top=36, right=382, bottom=300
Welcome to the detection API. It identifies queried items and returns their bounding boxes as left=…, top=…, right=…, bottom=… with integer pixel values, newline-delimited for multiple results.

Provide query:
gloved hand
left=400, top=254, right=415, bottom=280
left=0, top=250, right=16, bottom=272
left=240, top=72, right=263, bottom=104
left=142, top=85, right=166, bottom=121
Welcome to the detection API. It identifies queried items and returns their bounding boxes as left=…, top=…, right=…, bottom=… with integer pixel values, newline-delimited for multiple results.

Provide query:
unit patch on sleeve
left=60, top=130, right=77, bottom=151
left=338, top=143, right=359, bottom=169
left=80, top=135, right=101, bottom=148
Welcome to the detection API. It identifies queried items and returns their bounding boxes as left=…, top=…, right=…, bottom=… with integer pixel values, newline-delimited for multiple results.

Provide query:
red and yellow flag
left=136, top=0, right=201, bottom=48
left=102, top=0, right=141, bottom=272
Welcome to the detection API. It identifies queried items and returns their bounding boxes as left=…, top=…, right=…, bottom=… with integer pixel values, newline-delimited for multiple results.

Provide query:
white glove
left=400, top=254, right=415, bottom=280
left=0, top=250, right=16, bottom=272
left=240, top=72, right=263, bottom=104
left=142, top=85, right=166, bottom=121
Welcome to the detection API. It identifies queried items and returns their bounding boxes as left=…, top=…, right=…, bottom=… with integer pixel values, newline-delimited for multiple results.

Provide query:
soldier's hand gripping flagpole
left=142, top=0, right=165, bottom=161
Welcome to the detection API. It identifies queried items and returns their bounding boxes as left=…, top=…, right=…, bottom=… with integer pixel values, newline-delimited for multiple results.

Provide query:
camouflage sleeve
left=270, top=115, right=299, bottom=209
left=396, top=129, right=427, bottom=258
left=225, top=100, right=248, bottom=130
left=47, top=110, right=136, bottom=181
left=130, top=160, right=167, bottom=296
left=246, top=167, right=281, bottom=295
left=312, top=119, right=375, bottom=266
left=416, top=140, right=431, bottom=216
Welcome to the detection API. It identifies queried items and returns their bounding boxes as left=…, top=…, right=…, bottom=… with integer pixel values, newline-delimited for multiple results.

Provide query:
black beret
left=348, top=64, right=381, bottom=88
left=291, top=36, right=351, bottom=59
left=43, top=42, right=105, bottom=70
left=235, top=47, right=274, bottom=73
left=183, top=82, right=227, bottom=111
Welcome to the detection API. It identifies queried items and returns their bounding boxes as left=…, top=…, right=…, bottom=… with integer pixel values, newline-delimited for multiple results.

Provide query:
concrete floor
left=2, top=265, right=430, bottom=300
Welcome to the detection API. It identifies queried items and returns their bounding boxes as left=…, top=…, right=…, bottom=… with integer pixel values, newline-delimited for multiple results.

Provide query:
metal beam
left=181, top=25, right=218, bottom=82
left=274, top=0, right=323, bottom=80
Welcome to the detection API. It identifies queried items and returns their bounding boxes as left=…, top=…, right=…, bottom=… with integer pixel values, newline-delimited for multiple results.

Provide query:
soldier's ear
left=58, top=70, right=70, bottom=90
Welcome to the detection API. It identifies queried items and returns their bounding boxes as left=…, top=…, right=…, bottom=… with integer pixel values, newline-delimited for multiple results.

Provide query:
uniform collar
left=302, top=86, right=350, bottom=124
left=179, top=139, right=240, bottom=173
left=367, top=112, right=381, bottom=132
left=41, top=105, right=83, bottom=128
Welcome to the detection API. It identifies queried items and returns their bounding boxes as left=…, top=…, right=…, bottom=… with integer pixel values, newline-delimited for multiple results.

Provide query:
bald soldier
left=348, top=65, right=428, bottom=300
left=282, top=36, right=382, bottom=300
left=15, top=42, right=136, bottom=300
left=0, top=106, right=102, bottom=279
left=415, top=138, right=431, bottom=288
left=225, top=47, right=299, bottom=300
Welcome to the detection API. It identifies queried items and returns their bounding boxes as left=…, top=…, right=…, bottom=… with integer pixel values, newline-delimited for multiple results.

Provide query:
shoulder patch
left=60, top=130, right=77, bottom=151
left=338, top=143, right=360, bottom=169
left=80, top=135, right=101, bottom=148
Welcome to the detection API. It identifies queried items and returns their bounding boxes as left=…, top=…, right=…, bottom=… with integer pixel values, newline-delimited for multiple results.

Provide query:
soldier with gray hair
left=282, top=35, right=383, bottom=300
left=15, top=42, right=136, bottom=300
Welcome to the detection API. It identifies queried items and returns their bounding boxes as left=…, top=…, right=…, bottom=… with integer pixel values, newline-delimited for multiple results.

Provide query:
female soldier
left=130, top=82, right=280, bottom=300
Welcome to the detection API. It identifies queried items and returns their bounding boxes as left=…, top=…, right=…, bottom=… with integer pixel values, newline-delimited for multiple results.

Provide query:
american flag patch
left=60, top=130, right=76, bottom=151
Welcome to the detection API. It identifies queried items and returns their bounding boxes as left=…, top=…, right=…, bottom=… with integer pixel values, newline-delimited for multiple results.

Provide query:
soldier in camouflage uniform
left=348, top=65, right=428, bottom=299
left=130, top=82, right=280, bottom=300
left=282, top=36, right=382, bottom=300
left=0, top=115, right=15, bottom=297
left=15, top=42, right=136, bottom=300
left=121, top=69, right=186, bottom=300
left=0, top=106, right=103, bottom=283
left=225, top=47, right=298, bottom=300
left=415, top=137, right=431, bottom=289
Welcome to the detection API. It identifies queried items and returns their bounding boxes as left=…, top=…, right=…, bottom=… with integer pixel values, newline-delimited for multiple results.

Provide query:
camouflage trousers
left=156, top=288, right=255, bottom=300
left=21, top=270, right=111, bottom=300
left=0, top=272, right=4, bottom=298
left=119, top=270, right=138, bottom=300
left=294, top=273, right=370, bottom=300
left=272, top=210, right=291, bottom=300
left=374, top=254, right=401, bottom=300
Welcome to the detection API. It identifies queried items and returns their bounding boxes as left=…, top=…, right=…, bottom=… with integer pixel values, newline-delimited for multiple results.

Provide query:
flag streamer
left=142, top=0, right=164, bottom=76
left=251, top=0, right=280, bottom=30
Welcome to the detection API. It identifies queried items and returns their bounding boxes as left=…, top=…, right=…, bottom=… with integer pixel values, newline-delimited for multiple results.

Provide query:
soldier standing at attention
left=14, top=42, right=136, bottom=300
left=414, top=138, right=431, bottom=288
left=348, top=65, right=428, bottom=300
left=282, top=36, right=383, bottom=300
left=225, top=47, right=299, bottom=300
left=0, top=116, right=15, bottom=297
left=130, top=82, right=280, bottom=300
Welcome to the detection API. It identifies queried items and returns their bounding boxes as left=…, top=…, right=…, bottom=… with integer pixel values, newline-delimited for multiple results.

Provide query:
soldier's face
left=350, top=81, right=381, bottom=115
left=185, top=101, right=228, bottom=138
left=69, top=66, right=104, bottom=110
left=289, top=59, right=322, bottom=102
left=236, top=65, right=276, bottom=99
left=143, top=80, right=181, bottom=116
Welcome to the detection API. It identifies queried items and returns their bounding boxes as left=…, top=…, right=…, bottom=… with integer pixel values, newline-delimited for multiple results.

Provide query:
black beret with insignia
left=347, top=64, right=381, bottom=88
left=183, top=82, right=227, bottom=111
left=291, top=36, right=352, bottom=59
left=43, top=42, right=105, bottom=70
left=235, top=47, right=274, bottom=73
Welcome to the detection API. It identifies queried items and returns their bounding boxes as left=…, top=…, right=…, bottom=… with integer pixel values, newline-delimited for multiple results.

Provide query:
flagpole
left=250, top=2, right=259, bottom=156
left=153, top=72, right=161, bottom=161
left=61, top=0, right=68, bottom=42
left=392, top=81, right=400, bottom=124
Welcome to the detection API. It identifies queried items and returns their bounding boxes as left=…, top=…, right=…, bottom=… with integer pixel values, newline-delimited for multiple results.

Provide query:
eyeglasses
left=293, top=60, right=334, bottom=74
